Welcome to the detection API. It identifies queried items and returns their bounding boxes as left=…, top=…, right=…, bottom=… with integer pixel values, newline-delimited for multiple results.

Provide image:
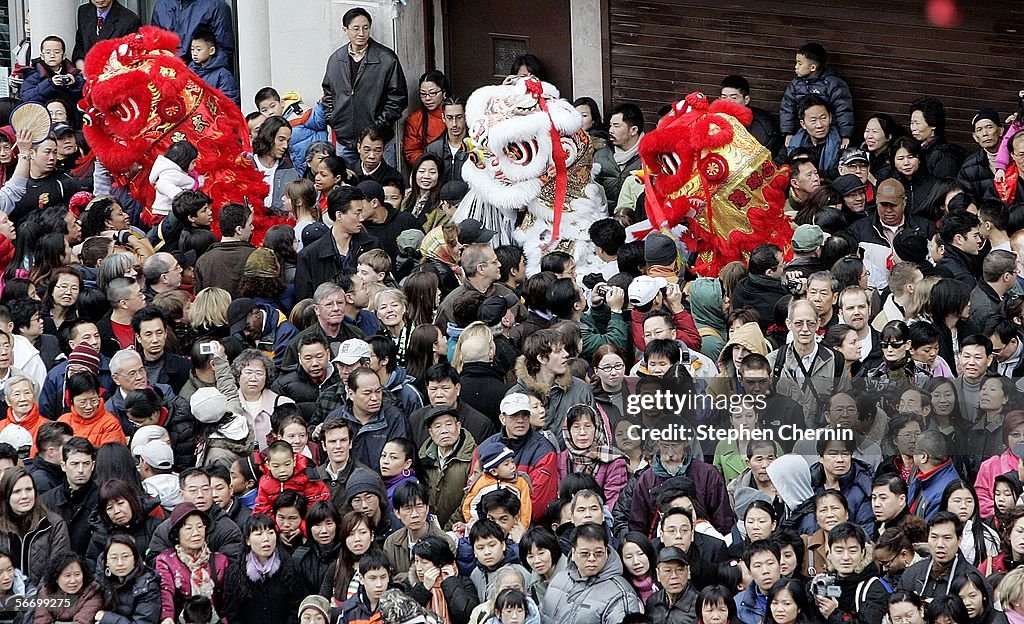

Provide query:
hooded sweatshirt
left=708, top=322, right=771, bottom=397
left=689, top=278, right=729, bottom=362
left=149, top=154, right=197, bottom=217
left=766, top=455, right=813, bottom=511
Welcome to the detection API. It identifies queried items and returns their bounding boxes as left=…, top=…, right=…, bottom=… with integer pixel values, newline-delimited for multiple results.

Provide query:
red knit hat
left=66, top=343, right=101, bottom=376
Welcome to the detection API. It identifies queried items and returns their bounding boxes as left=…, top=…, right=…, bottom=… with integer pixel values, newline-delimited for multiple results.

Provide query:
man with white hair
left=282, top=282, right=365, bottom=368
left=107, top=349, right=193, bottom=468
left=141, top=252, right=182, bottom=302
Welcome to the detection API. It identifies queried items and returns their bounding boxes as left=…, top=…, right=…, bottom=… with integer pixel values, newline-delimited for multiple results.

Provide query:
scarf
left=652, top=452, right=691, bottom=479
left=426, top=564, right=457, bottom=624
left=1007, top=609, right=1024, bottom=624
left=175, top=544, right=214, bottom=597
left=631, top=575, right=655, bottom=603
left=561, top=412, right=623, bottom=476
left=789, top=126, right=842, bottom=173
left=245, top=550, right=282, bottom=582
left=613, top=134, right=643, bottom=167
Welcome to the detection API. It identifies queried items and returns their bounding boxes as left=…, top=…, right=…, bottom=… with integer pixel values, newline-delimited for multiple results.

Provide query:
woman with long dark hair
left=323, top=511, right=376, bottom=605
left=402, top=154, right=444, bottom=228
left=617, top=532, right=657, bottom=604
left=28, top=232, right=73, bottom=290
left=223, top=515, right=303, bottom=624
left=520, top=526, right=564, bottom=606
left=404, top=271, right=441, bottom=327
left=405, top=324, right=445, bottom=396
left=293, top=501, right=341, bottom=596
left=403, top=71, right=449, bottom=167
left=86, top=478, right=163, bottom=564
left=952, top=568, right=1006, bottom=624
left=252, top=116, right=300, bottom=214
left=930, top=279, right=972, bottom=370
left=865, top=320, right=919, bottom=389
left=863, top=113, right=902, bottom=183
left=94, top=534, right=161, bottom=624
left=573, top=97, right=607, bottom=140
left=890, top=136, right=940, bottom=218
left=762, top=578, right=823, bottom=624
left=42, top=266, right=81, bottom=337
left=940, top=479, right=999, bottom=569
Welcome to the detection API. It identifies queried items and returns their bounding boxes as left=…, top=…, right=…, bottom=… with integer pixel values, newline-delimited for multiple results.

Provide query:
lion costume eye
left=503, top=140, right=537, bottom=166
left=659, top=152, right=681, bottom=176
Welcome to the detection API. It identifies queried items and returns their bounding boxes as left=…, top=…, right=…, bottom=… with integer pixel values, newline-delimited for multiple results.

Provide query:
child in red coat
left=253, top=440, right=330, bottom=515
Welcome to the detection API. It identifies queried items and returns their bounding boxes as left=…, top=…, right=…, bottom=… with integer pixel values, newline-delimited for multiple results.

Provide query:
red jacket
left=253, top=454, right=330, bottom=515
left=630, top=308, right=703, bottom=353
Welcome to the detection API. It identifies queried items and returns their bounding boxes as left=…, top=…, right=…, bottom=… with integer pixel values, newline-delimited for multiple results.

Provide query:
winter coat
left=96, top=564, right=161, bottom=624
left=406, top=572, right=479, bottom=624
left=733, top=583, right=764, bottom=624
left=148, top=504, right=243, bottom=563
left=255, top=157, right=300, bottom=215
left=958, top=148, right=997, bottom=202
left=294, top=229, right=381, bottom=302
left=403, top=108, right=446, bottom=166
left=321, top=39, right=408, bottom=147
left=479, top=429, right=558, bottom=525
left=189, top=52, right=239, bottom=104
left=457, top=362, right=511, bottom=424
left=462, top=545, right=527, bottom=602
left=426, top=135, right=468, bottom=184
left=155, top=548, right=228, bottom=621
left=194, top=240, right=256, bottom=299
left=976, top=450, right=1018, bottom=519
left=408, top=401, right=494, bottom=450
left=86, top=509, right=163, bottom=564
left=921, top=137, right=965, bottom=180
left=107, top=383, right=195, bottom=471
left=383, top=523, right=454, bottom=583
left=151, top=0, right=234, bottom=63
left=148, top=155, right=196, bottom=218
left=894, top=168, right=940, bottom=220
left=73, top=1, right=143, bottom=63
left=19, top=59, right=84, bottom=106
left=707, top=321, right=771, bottom=399
left=362, top=207, right=421, bottom=264
left=629, top=307, right=704, bottom=355
left=253, top=454, right=331, bottom=515
left=767, top=343, right=852, bottom=427
left=329, top=403, right=411, bottom=473
left=689, top=278, right=728, bottom=362
left=594, top=146, right=641, bottom=206
left=580, top=307, right=629, bottom=362
left=420, top=430, right=476, bottom=528
left=507, top=358, right=594, bottom=450
left=0, top=511, right=71, bottom=585
left=58, top=402, right=126, bottom=448
left=288, top=104, right=329, bottom=177
left=935, top=245, right=978, bottom=290
left=846, top=211, right=936, bottom=289
left=541, top=552, right=642, bottom=624
left=223, top=551, right=303, bottom=624
left=646, top=585, right=697, bottom=624
left=26, top=458, right=63, bottom=497
left=40, top=480, right=100, bottom=557
left=825, top=563, right=890, bottom=624
left=293, top=540, right=340, bottom=596
left=779, top=67, right=855, bottom=138
left=628, top=460, right=735, bottom=536
left=33, top=581, right=102, bottom=624
left=731, top=274, right=790, bottom=334
left=810, top=458, right=876, bottom=538
left=908, top=459, right=962, bottom=521
left=556, top=452, right=629, bottom=510
left=383, top=367, right=424, bottom=417
left=272, top=367, right=340, bottom=423
left=899, top=552, right=979, bottom=600
left=335, top=588, right=383, bottom=624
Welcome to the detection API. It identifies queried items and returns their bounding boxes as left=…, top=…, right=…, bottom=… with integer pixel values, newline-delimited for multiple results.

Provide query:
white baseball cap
left=628, top=276, right=669, bottom=306
left=500, top=393, right=532, bottom=415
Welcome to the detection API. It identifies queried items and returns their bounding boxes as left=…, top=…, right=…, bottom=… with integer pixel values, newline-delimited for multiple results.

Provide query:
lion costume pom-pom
left=635, top=92, right=794, bottom=276
left=79, top=26, right=286, bottom=243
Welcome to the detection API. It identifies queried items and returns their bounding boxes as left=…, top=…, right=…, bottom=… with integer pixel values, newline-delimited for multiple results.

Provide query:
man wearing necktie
left=73, top=0, right=143, bottom=72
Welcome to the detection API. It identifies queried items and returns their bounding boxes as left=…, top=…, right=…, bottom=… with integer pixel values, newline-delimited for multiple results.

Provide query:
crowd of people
left=0, top=2, right=1024, bottom=624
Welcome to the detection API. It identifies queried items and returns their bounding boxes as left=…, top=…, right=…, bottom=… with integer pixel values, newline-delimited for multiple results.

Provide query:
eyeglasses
left=74, top=397, right=101, bottom=408
left=877, top=552, right=901, bottom=570
left=790, top=320, right=818, bottom=328
left=597, top=363, right=624, bottom=372
left=881, top=341, right=907, bottom=349
left=419, top=89, right=443, bottom=99
left=575, top=549, right=607, bottom=561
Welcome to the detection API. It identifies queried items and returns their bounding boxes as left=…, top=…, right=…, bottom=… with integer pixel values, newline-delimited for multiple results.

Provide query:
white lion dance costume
left=454, top=77, right=606, bottom=276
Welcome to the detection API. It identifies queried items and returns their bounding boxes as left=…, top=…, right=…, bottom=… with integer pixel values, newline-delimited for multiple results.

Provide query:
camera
left=810, top=573, right=841, bottom=598
left=199, top=342, right=217, bottom=356
left=594, top=285, right=609, bottom=298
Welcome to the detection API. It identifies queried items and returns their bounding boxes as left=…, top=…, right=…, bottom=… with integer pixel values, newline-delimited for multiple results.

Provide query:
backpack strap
left=698, top=327, right=721, bottom=340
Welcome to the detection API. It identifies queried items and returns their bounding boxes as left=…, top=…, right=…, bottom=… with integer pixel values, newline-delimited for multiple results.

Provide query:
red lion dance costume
left=79, top=27, right=281, bottom=241
left=636, top=92, right=793, bottom=276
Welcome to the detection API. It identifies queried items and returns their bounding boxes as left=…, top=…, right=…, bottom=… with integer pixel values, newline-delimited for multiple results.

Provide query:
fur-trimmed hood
left=514, top=356, right=573, bottom=397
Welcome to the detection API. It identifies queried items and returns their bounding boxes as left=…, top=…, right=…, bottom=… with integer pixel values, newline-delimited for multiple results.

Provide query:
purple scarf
left=245, top=550, right=281, bottom=582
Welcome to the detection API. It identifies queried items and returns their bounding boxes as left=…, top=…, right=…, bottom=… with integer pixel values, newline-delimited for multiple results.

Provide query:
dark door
left=443, top=0, right=573, bottom=99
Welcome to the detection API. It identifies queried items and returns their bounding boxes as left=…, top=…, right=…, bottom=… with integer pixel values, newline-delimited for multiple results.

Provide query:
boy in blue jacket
left=780, top=42, right=854, bottom=150
left=188, top=28, right=239, bottom=105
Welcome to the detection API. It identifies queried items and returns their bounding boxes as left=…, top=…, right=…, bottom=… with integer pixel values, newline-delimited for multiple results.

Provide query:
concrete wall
left=570, top=0, right=604, bottom=102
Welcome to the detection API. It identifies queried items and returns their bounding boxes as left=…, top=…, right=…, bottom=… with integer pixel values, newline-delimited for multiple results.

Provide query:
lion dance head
left=637, top=92, right=793, bottom=276
left=79, top=27, right=281, bottom=241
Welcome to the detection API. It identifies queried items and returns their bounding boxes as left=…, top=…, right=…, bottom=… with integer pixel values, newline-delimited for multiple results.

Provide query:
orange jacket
left=0, top=403, right=44, bottom=456
left=403, top=108, right=445, bottom=167
left=58, top=401, right=126, bottom=447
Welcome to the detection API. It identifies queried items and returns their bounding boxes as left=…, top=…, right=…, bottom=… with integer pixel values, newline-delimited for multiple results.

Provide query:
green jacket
left=581, top=305, right=629, bottom=362
left=420, top=430, right=477, bottom=529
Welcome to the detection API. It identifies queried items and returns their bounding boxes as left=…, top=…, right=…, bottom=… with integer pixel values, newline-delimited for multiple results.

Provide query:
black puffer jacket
left=321, top=39, right=409, bottom=147
left=958, top=148, right=996, bottom=201
left=87, top=508, right=163, bottom=564
left=40, top=480, right=100, bottom=557
left=731, top=274, right=790, bottom=333
left=97, top=564, right=161, bottom=624
left=223, top=550, right=304, bottom=624
left=922, top=137, right=966, bottom=180
left=894, top=168, right=940, bottom=220
left=293, top=540, right=341, bottom=596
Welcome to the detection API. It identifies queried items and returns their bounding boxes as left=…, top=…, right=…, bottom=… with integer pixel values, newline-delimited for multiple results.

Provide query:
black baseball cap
left=457, top=218, right=496, bottom=245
